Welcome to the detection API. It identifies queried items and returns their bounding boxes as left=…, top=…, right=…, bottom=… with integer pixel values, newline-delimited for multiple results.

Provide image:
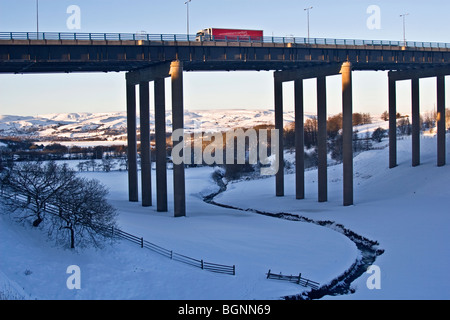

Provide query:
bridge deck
left=1, top=32, right=450, bottom=74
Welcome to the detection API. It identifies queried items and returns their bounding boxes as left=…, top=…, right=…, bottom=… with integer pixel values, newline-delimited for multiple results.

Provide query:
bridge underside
left=1, top=40, right=449, bottom=216
left=1, top=39, right=450, bottom=73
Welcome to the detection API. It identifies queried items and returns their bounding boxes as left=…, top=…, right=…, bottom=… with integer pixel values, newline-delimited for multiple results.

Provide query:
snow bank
left=1, top=133, right=448, bottom=300
left=0, top=166, right=357, bottom=300
left=215, top=134, right=450, bottom=299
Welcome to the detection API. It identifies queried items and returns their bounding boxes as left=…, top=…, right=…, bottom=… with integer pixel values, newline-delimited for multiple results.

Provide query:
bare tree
left=372, top=127, right=386, bottom=143
left=1, top=161, right=117, bottom=249
left=1, top=161, right=76, bottom=227
left=101, top=158, right=116, bottom=172
left=51, top=177, right=117, bottom=249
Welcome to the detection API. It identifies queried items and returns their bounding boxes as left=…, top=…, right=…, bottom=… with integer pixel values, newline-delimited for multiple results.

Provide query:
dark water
left=204, top=174, right=384, bottom=300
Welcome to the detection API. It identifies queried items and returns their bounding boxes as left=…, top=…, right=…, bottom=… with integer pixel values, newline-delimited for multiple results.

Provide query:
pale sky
left=0, top=0, right=449, bottom=116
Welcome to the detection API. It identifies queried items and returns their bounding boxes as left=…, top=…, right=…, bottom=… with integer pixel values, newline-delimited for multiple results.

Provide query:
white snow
left=0, top=109, right=303, bottom=142
left=0, top=131, right=449, bottom=300
left=215, top=134, right=450, bottom=300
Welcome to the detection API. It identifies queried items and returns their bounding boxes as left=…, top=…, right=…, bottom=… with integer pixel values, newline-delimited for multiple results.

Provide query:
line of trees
left=381, top=109, right=450, bottom=133
left=284, top=112, right=380, bottom=163
left=0, top=161, right=117, bottom=249
left=0, top=140, right=128, bottom=162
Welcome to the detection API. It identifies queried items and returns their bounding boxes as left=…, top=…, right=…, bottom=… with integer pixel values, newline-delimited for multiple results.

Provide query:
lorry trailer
left=195, top=28, right=264, bottom=42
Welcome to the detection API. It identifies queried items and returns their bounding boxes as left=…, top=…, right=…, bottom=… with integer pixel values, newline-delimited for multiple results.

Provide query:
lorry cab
left=195, top=29, right=209, bottom=42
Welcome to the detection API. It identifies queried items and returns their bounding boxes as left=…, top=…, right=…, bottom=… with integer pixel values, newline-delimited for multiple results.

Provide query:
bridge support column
left=171, top=61, right=186, bottom=217
left=388, top=76, right=397, bottom=169
left=317, top=76, right=327, bottom=203
left=274, top=78, right=284, bottom=196
left=411, top=78, right=420, bottom=167
left=341, top=62, right=353, bottom=206
left=437, top=76, right=446, bottom=167
left=139, top=81, right=152, bottom=207
left=295, top=79, right=305, bottom=199
left=126, top=81, right=138, bottom=202
left=154, top=78, right=168, bottom=212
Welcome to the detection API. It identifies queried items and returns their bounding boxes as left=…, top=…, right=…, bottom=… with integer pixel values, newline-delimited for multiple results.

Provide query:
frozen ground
left=0, top=134, right=449, bottom=300
left=216, top=134, right=450, bottom=299
left=0, top=109, right=300, bottom=141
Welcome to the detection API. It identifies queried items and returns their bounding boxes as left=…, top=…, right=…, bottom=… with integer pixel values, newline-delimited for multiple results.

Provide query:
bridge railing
left=1, top=31, right=449, bottom=49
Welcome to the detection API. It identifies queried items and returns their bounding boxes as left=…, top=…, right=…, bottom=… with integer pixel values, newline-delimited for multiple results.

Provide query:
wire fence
left=1, top=31, right=449, bottom=49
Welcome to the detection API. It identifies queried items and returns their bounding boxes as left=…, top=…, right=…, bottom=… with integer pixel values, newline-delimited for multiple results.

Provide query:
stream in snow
left=203, top=172, right=384, bottom=300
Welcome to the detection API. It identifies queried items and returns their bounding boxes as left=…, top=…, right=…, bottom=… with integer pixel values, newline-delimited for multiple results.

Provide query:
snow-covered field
left=216, top=134, right=450, bottom=300
left=0, top=109, right=302, bottom=142
left=0, top=133, right=449, bottom=300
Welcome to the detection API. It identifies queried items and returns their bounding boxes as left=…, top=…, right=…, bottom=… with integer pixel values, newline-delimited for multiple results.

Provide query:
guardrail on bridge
left=1, top=31, right=449, bottom=49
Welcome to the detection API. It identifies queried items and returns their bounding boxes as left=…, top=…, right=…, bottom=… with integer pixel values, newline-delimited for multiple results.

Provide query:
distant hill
left=0, top=109, right=304, bottom=142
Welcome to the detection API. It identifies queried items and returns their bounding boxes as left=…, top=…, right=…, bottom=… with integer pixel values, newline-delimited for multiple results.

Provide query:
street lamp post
left=36, top=0, right=39, bottom=39
left=185, top=0, right=192, bottom=39
left=400, top=13, right=409, bottom=46
left=304, top=6, right=313, bottom=44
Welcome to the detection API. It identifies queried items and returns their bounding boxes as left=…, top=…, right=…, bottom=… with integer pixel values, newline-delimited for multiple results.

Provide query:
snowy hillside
left=1, top=133, right=448, bottom=300
left=0, top=109, right=303, bottom=142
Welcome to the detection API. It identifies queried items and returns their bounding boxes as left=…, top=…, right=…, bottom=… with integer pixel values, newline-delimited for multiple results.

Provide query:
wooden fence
left=110, top=227, right=236, bottom=276
left=0, top=188, right=235, bottom=276
left=266, top=269, right=319, bottom=290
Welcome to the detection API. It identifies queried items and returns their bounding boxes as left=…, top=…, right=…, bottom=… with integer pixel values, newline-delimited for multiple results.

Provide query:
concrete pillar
left=170, top=61, right=186, bottom=217
left=341, top=62, right=353, bottom=206
left=294, top=79, right=305, bottom=200
left=154, top=78, right=168, bottom=211
left=411, top=78, right=420, bottom=167
left=126, top=81, right=138, bottom=202
left=317, top=76, right=327, bottom=203
left=274, top=78, right=284, bottom=197
left=388, top=76, right=397, bottom=169
left=139, top=81, right=152, bottom=207
left=437, top=76, right=446, bottom=167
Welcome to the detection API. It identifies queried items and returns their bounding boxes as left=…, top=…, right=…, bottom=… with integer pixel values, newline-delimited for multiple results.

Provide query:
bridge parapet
left=1, top=32, right=450, bottom=50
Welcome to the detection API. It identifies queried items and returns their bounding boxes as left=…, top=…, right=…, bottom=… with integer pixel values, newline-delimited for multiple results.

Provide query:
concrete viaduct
left=1, top=32, right=449, bottom=217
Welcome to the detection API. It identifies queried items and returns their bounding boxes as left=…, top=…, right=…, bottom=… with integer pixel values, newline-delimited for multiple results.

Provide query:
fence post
left=170, top=250, right=173, bottom=259
left=267, top=269, right=271, bottom=279
left=140, top=237, right=144, bottom=248
left=297, top=273, right=302, bottom=284
left=201, top=260, right=204, bottom=269
left=233, top=265, right=235, bottom=276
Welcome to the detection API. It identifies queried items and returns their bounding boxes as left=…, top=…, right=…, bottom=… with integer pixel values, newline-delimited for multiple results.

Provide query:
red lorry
left=195, top=28, right=264, bottom=42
